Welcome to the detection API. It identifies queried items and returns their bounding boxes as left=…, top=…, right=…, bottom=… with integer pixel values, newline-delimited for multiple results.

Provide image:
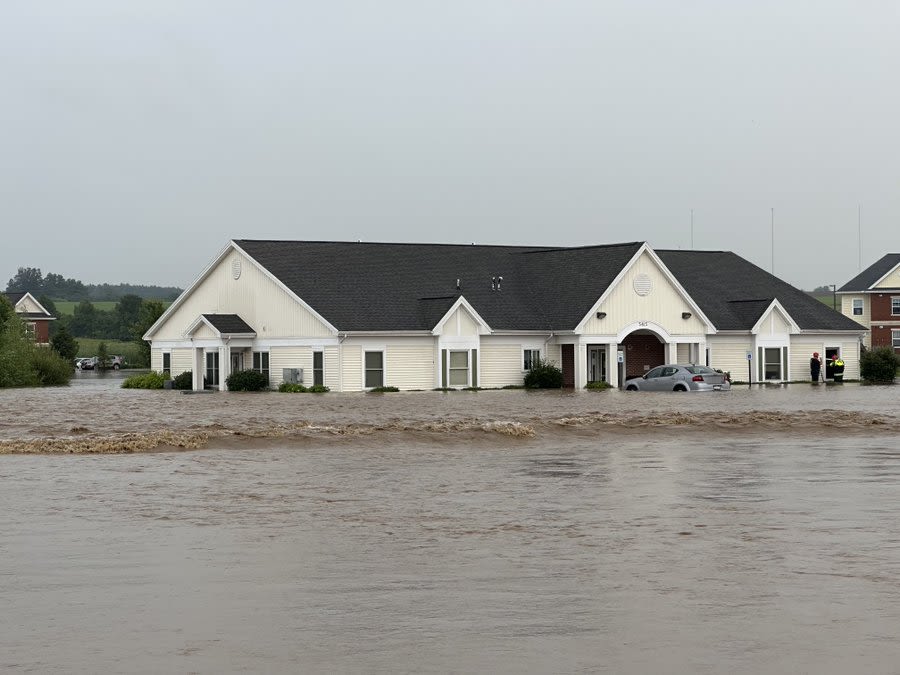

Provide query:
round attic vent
left=633, top=273, right=652, bottom=296
left=232, top=258, right=242, bottom=280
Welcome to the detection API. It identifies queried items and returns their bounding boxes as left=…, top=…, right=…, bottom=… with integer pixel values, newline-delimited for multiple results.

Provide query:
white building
left=144, top=240, right=866, bottom=390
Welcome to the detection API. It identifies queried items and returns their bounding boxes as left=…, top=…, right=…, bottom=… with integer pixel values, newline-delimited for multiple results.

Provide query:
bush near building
left=121, top=372, right=169, bottom=389
left=524, top=358, right=564, bottom=389
left=171, top=371, right=193, bottom=390
left=226, top=369, right=269, bottom=391
left=860, top=347, right=900, bottom=384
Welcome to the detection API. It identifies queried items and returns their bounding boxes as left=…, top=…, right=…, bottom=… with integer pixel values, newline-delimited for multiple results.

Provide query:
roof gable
left=838, top=254, right=900, bottom=292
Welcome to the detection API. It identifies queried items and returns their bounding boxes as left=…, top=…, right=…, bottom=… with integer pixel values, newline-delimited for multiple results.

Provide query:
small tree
left=96, top=341, right=110, bottom=370
left=860, top=347, right=900, bottom=384
left=50, top=324, right=79, bottom=362
left=524, top=357, right=564, bottom=389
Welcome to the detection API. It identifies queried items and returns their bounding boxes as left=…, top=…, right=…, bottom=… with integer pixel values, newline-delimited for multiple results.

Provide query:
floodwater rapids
left=1, top=373, right=899, bottom=673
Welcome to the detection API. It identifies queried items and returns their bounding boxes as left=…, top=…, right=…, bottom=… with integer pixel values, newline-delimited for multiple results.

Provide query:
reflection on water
left=2, top=381, right=900, bottom=672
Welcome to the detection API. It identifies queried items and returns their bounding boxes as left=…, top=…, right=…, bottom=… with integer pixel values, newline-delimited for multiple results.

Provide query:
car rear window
left=685, top=366, right=716, bottom=375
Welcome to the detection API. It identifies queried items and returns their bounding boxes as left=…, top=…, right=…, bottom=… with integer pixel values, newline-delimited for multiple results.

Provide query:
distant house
left=837, top=253, right=900, bottom=352
left=1, top=291, right=55, bottom=344
left=144, top=240, right=866, bottom=391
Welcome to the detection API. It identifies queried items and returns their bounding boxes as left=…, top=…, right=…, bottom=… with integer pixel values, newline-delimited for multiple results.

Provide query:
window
left=523, top=349, right=540, bottom=370
left=24, top=322, right=35, bottom=340
left=645, top=366, right=665, bottom=379
left=364, top=351, right=384, bottom=388
left=313, top=351, right=324, bottom=386
left=893, top=330, right=900, bottom=348
left=205, top=351, right=219, bottom=387
left=758, top=346, right=787, bottom=381
left=852, top=298, right=863, bottom=316
left=449, top=350, right=469, bottom=386
left=162, top=352, right=171, bottom=374
left=892, top=298, right=900, bottom=316
left=252, top=351, right=269, bottom=383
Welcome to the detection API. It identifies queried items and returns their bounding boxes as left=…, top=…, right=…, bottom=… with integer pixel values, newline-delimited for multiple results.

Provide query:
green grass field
left=75, top=338, right=143, bottom=364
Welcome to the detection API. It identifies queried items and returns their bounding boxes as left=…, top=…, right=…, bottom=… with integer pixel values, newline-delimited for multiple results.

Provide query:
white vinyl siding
left=151, top=247, right=334, bottom=341
left=341, top=345, right=362, bottom=391
left=706, top=337, right=753, bottom=381
left=269, top=346, right=311, bottom=387
left=172, top=349, right=193, bottom=377
left=581, top=251, right=706, bottom=336
left=479, top=343, right=525, bottom=388
left=324, top=346, right=340, bottom=391
left=676, top=343, right=690, bottom=363
left=150, top=349, right=163, bottom=373
left=385, top=345, right=434, bottom=390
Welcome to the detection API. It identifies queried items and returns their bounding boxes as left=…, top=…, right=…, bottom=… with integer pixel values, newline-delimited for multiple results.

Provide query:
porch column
left=219, top=346, right=229, bottom=391
left=666, top=342, right=678, bottom=364
left=697, top=339, right=707, bottom=366
left=574, top=341, right=586, bottom=390
left=606, top=343, right=619, bottom=388
left=193, top=347, right=204, bottom=391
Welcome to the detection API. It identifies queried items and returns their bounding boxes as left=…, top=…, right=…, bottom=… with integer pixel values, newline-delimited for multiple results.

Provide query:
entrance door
left=561, top=344, right=574, bottom=388
left=231, top=351, right=243, bottom=374
left=205, top=351, right=219, bottom=388
left=824, top=347, right=839, bottom=379
left=587, top=346, right=607, bottom=383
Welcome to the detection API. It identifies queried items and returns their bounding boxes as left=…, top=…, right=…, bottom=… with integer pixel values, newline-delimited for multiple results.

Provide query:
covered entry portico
left=564, top=322, right=707, bottom=389
left=184, top=314, right=257, bottom=391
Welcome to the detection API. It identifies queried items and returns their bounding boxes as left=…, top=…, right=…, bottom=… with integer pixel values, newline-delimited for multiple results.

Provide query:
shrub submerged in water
left=860, top=347, right=900, bottom=384
left=121, top=371, right=169, bottom=389
left=226, top=369, right=269, bottom=391
left=524, top=358, right=564, bottom=389
left=171, top=371, right=193, bottom=390
left=277, top=383, right=329, bottom=393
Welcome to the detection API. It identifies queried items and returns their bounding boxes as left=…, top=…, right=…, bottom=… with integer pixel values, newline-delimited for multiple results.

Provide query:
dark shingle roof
left=2, top=292, right=26, bottom=304
left=1, top=292, right=52, bottom=317
left=202, top=314, right=255, bottom=334
left=231, top=240, right=864, bottom=333
left=657, top=250, right=865, bottom=331
left=838, top=254, right=900, bottom=292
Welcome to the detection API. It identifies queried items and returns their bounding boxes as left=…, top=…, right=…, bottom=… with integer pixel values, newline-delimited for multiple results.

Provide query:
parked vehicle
left=624, top=364, right=730, bottom=392
left=78, top=357, right=97, bottom=371
left=108, top=355, right=125, bottom=370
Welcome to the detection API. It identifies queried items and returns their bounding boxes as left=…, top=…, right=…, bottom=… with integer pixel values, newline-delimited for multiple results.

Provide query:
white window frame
left=162, top=351, right=171, bottom=374
left=252, top=350, right=270, bottom=383
left=852, top=298, right=863, bottom=316
left=448, top=350, right=470, bottom=387
left=892, top=297, right=900, bottom=316
left=364, top=350, right=384, bottom=388
left=523, top=348, right=541, bottom=371
left=313, top=350, right=324, bottom=387
left=893, top=330, right=900, bottom=348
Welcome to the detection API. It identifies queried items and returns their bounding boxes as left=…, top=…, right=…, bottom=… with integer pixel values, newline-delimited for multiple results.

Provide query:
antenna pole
left=690, top=209, right=694, bottom=249
left=770, top=207, right=774, bottom=274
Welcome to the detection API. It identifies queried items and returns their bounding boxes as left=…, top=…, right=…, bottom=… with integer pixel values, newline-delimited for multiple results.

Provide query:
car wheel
left=673, top=384, right=687, bottom=392
left=113, top=364, right=120, bottom=370
left=625, top=385, right=638, bottom=391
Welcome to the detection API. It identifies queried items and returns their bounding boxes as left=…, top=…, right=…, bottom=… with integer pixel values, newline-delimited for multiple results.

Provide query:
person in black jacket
left=810, top=352, right=822, bottom=382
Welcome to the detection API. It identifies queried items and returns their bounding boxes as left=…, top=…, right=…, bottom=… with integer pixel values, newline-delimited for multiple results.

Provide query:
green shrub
left=368, top=386, right=400, bottom=393
left=585, top=380, right=611, bottom=390
left=121, top=371, right=169, bottom=389
left=30, top=347, right=73, bottom=386
left=226, top=369, right=269, bottom=391
left=860, top=347, right=900, bottom=384
left=278, top=382, right=308, bottom=393
left=307, top=384, right=330, bottom=393
left=524, top=358, right=564, bottom=389
left=171, top=370, right=193, bottom=390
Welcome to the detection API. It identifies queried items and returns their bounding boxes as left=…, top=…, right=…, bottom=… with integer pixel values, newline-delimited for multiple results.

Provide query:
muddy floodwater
left=2, top=374, right=900, bottom=673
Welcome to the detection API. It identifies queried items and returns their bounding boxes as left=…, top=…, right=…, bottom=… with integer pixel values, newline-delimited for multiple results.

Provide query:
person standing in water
left=810, top=352, right=822, bottom=382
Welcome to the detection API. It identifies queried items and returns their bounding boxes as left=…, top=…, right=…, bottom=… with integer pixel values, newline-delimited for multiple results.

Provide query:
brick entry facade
left=621, top=332, right=665, bottom=380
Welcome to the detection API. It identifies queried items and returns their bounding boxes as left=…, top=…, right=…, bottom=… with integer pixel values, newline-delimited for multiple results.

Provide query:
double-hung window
left=313, top=351, right=324, bottom=386
left=852, top=298, right=863, bottom=316
left=252, top=351, right=269, bottom=383
left=365, top=351, right=384, bottom=388
left=448, top=350, right=469, bottom=386
left=523, top=349, right=540, bottom=371
left=893, top=330, right=900, bottom=348
left=892, top=297, right=900, bottom=316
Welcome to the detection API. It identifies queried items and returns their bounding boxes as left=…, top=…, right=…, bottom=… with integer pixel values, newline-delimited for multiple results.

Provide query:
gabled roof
left=155, top=240, right=865, bottom=336
left=656, top=250, right=864, bottom=331
left=184, top=313, right=256, bottom=338
left=234, top=239, right=645, bottom=332
left=838, top=254, right=900, bottom=292
left=1, top=291, right=53, bottom=318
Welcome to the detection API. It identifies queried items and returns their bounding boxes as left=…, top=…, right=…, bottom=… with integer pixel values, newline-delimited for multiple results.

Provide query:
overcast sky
left=2, top=1, right=898, bottom=291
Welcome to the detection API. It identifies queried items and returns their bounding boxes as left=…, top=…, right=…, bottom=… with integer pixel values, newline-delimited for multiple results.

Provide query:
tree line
left=6, top=267, right=182, bottom=302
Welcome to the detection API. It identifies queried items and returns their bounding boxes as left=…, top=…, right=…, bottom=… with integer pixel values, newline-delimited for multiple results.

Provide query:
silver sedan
left=624, top=364, right=730, bottom=392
